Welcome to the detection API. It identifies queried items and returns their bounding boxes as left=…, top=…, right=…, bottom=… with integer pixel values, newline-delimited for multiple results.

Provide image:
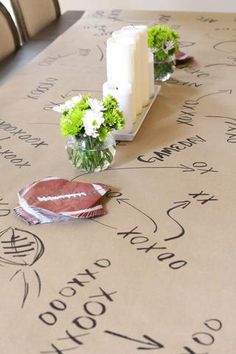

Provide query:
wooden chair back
left=0, top=3, right=20, bottom=62
left=11, top=0, right=61, bottom=41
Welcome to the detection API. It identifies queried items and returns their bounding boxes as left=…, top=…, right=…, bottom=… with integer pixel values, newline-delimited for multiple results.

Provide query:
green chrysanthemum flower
left=148, top=25, right=180, bottom=61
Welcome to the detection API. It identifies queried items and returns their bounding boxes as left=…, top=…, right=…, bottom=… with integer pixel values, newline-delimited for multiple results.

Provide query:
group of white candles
left=102, top=25, right=155, bottom=134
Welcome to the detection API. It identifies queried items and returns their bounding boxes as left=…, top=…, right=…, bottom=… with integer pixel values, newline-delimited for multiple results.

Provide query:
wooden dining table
left=0, top=9, right=235, bottom=354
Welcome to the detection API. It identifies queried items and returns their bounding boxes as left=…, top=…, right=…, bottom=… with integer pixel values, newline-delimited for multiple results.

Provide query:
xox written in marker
left=0, top=118, right=48, bottom=169
left=40, top=258, right=118, bottom=354
left=0, top=119, right=48, bottom=149
left=27, top=77, right=58, bottom=100
left=0, top=136, right=31, bottom=169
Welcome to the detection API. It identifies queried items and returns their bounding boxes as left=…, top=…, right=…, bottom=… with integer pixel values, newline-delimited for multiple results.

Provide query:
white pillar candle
left=103, top=81, right=134, bottom=134
left=121, top=25, right=150, bottom=107
left=106, top=36, right=137, bottom=123
left=148, top=50, right=155, bottom=98
left=112, top=30, right=142, bottom=116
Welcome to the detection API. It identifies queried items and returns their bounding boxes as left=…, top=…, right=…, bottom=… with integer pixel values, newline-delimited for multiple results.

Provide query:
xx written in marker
left=164, top=190, right=218, bottom=242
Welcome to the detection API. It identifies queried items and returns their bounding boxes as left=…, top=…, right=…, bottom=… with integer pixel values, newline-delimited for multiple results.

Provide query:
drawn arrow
left=205, top=63, right=236, bottom=68
left=180, top=41, right=196, bottom=48
left=164, top=200, right=191, bottom=241
left=91, top=218, right=117, bottom=230
left=96, top=44, right=104, bottom=61
left=196, top=89, right=232, bottom=101
left=71, top=164, right=196, bottom=181
left=178, top=164, right=195, bottom=172
left=104, top=330, right=164, bottom=350
left=116, top=198, right=158, bottom=233
left=60, top=88, right=101, bottom=99
left=110, top=164, right=194, bottom=173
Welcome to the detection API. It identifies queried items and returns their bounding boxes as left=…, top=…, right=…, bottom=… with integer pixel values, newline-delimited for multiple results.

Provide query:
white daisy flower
left=163, top=40, right=175, bottom=53
left=53, top=95, right=83, bottom=113
left=88, top=98, right=104, bottom=113
left=53, top=104, right=65, bottom=113
left=71, top=95, right=83, bottom=104
left=82, top=109, right=104, bottom=138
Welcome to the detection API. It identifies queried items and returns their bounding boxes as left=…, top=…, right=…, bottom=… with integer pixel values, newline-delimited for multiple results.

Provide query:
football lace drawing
left=0, top=227, right=44, bottom=308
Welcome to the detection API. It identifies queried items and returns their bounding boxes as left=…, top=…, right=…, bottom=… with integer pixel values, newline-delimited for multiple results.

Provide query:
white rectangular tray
left=113, top=85, right=161, bottom=141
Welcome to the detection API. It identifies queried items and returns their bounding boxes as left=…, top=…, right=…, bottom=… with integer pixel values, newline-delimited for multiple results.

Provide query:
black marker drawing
left=197, top=16, right=218, bottom=23
left=182, top=318, right=222, bottom=353
left=0, top=227, right=44, bottom=308
left=177, top=90, right=232, bottom=126
left=43, top=100, right=65, bottom=111
left=41, top=333, right=90, bottom=354
left=71, top=162, right=216, bottom=181
left=104, top=330, right=164, bottom=350
left=179, top=66, right=209, bottom=78
left=61, top=88, right=101, bottom=100
left=196, top=88, right=232, bottom=101
left=82, top=24, right=113, bottom=37
left=227, top=55, right=236, bottom=63
left=91, top=9, right=123, bottom=22
left=213, top=39, right=236, bottom=53
left=0, top=197, right=11, bottom=217
left=164, top=191, right=218, bottom=241
left=205, top=62, right=236, bottom=68
left=169, top=78, right=203, bottom=88
left=42, top=88, right=102, bottom=112
left=188, top=191, right=218, bottom=204
left=116, top=198, right=158, bottom=233
left=92, top=218, right=118, bottom=230
left=196, top=161, right=218, bottom=174
left=27, top=77, right=58, bottom=101
left=38, top=52, right=76, bottom=67
left=96, top=44, right=104, bottom=61
left=180, top=41, right=196, bottom=48
left=205, top=115, right=236, bottom=143
left=164, top=200, right=190, bottom=241
left=0, top=136, right=11, bottom=142
left=93, top=195, right=158, bottom=233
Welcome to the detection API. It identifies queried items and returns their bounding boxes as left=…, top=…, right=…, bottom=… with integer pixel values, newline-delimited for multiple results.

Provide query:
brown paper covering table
left=0, top=9, right=235, bottom=354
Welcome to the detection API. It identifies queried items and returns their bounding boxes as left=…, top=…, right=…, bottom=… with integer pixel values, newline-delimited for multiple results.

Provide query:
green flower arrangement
left=147, top=24, right=180, bottom=61
left=147, top=25, right=180, bottom=81
left=53, top=94, right=124, bottom=171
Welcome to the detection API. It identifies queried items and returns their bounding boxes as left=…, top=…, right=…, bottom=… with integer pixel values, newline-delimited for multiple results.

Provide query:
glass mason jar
left=65, top=132, right=116, bottom=172
left=154, top=55, right=176, bottom=81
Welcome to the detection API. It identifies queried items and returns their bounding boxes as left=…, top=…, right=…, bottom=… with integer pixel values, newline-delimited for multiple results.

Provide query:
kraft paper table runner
left=0, top=10, right=235, bottom=354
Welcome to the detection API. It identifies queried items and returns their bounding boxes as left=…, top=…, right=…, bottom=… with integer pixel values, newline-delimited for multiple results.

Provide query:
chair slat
left=0, top=3, right=20, bottom=62
left=11, top=0, right=61, bottom=41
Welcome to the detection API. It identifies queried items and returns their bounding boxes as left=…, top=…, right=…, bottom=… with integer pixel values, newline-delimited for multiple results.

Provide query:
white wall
left=60, top=0, right=236, bottom=13
left=2, top=0, right=235, bottom=15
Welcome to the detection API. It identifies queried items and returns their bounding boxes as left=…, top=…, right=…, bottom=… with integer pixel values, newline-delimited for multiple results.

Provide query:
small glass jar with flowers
left=53, top=94, right=124, bottom=172
left=147, top=24, right=180, bottom=81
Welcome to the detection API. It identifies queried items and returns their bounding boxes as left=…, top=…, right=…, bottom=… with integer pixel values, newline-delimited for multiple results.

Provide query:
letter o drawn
left=94, top=258, right=111, bottom=268
left=84, top=301, right=106, bottom=316
left=204, top=318, right=222, bottom=331
left=73, top=316, right=96, bottom=330
left=192, top=331, right=215, bottom=346
left=50, top=299, right=67, bottom=311
left=38, top=312, right=57, bottom=326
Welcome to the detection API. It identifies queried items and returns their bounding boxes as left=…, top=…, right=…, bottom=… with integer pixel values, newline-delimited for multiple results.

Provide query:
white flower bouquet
left=53, top=94, right=124, bottom=172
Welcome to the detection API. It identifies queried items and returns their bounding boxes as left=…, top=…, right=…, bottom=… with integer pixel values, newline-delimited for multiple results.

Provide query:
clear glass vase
left=65, top=132, right=116, bottom=172
left=154, top=55, right=176, bottom=81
